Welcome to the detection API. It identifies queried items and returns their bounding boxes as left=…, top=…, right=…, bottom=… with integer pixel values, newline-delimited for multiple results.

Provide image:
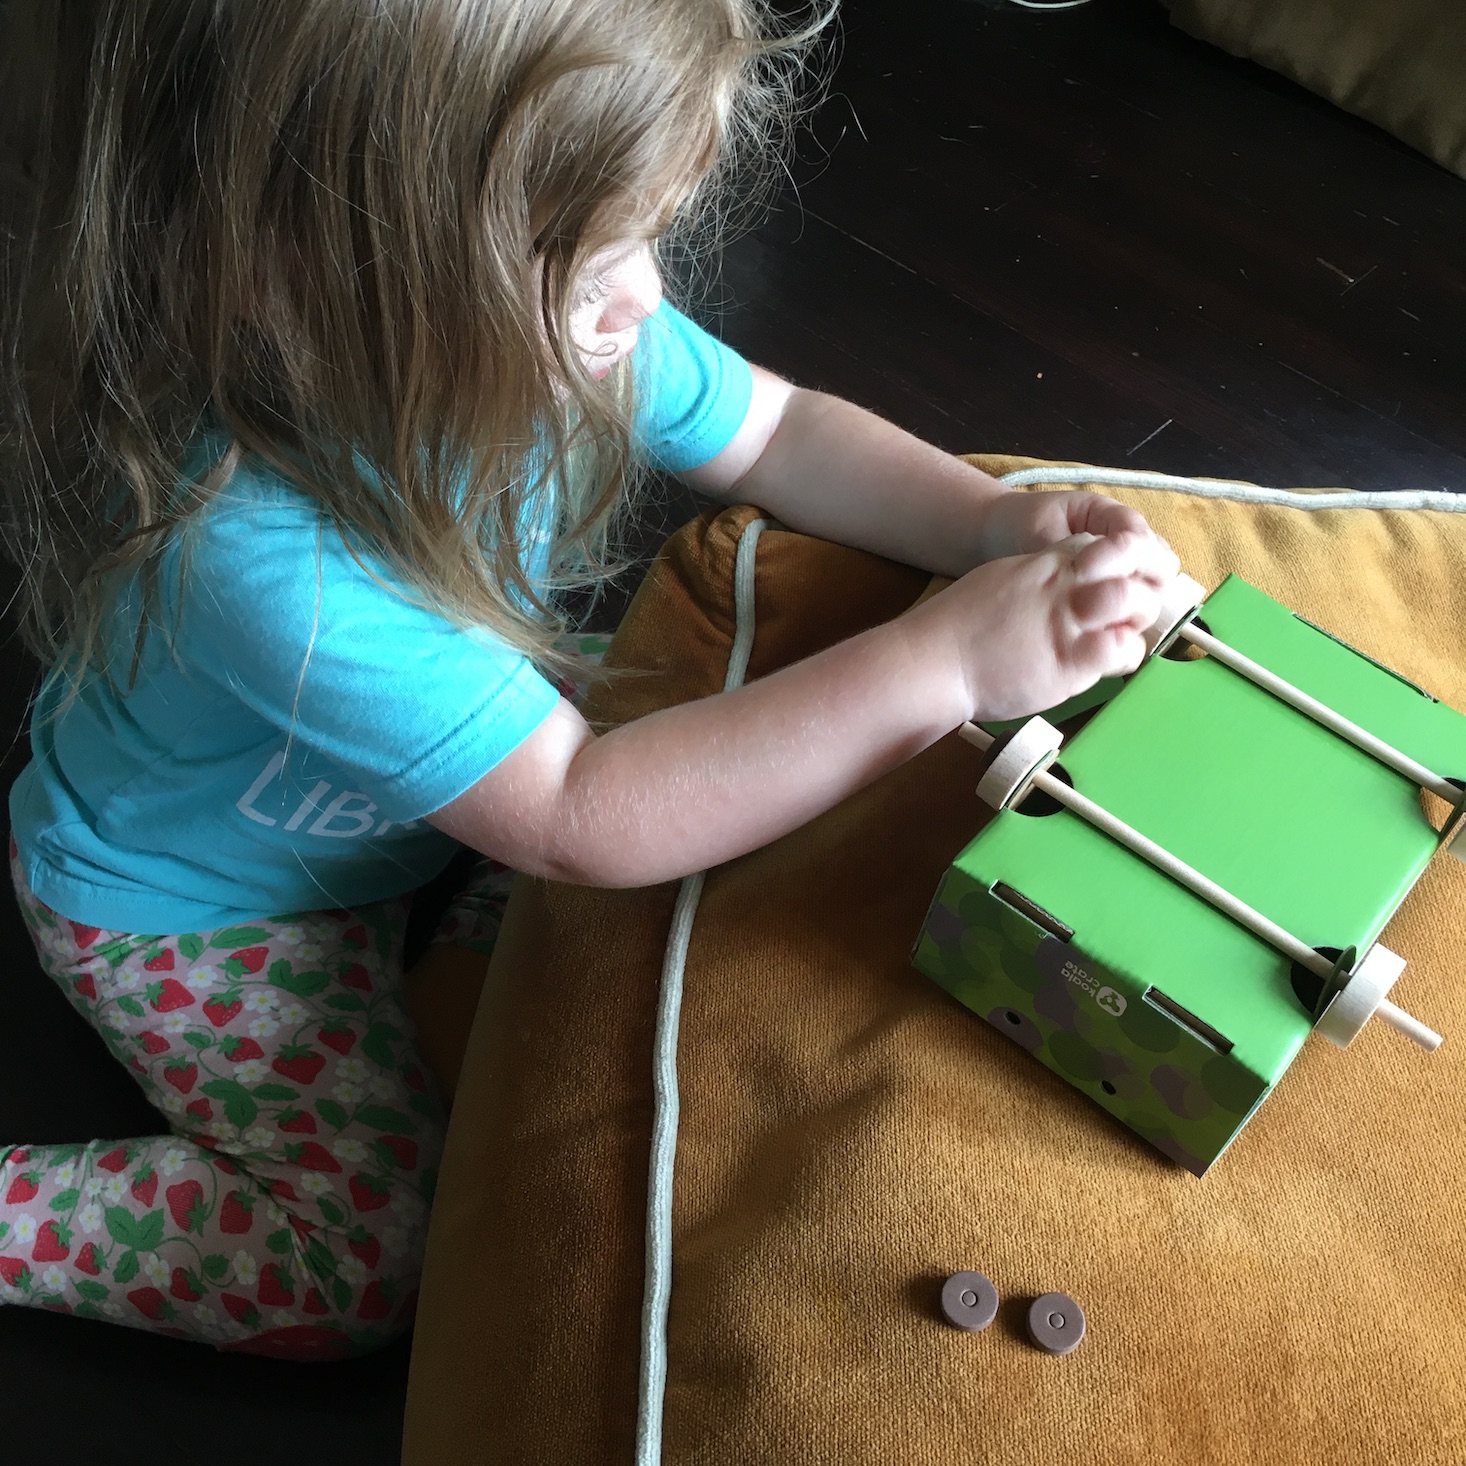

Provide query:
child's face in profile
left=569, top=241, right=663, bottom=379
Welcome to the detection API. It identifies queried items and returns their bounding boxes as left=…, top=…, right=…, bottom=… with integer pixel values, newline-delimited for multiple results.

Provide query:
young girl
left=0, top=0, right=1175, bottom=1360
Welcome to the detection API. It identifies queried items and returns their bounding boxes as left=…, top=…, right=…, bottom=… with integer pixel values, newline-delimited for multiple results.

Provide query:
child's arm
left=427, top=363, right=1179, bottom=887
left=682, top=366, right=1158, bottom=576
left=427, top=529, right=1176, bottom=887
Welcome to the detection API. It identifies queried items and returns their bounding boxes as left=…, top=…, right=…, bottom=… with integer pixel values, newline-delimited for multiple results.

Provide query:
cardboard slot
left=1142, top=986, right=1234, bottom=1054
left=990, top=882, right=1074, bottom=943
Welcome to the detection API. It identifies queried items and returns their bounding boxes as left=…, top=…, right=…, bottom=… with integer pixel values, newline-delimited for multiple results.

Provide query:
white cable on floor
left=635, top=517, right=767, bottom=1466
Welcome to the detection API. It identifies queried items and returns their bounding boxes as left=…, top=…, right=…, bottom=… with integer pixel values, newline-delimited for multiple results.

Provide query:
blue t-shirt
left=10, top=303, right=752, bottom=931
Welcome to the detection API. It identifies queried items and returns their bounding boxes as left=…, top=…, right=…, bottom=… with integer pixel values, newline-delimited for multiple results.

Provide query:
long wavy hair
left=0, top=0, right=831, bottom=691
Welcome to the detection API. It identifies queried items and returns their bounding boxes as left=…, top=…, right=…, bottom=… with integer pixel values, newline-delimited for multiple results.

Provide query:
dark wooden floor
left=714, top=0, right=1466, bottom=491
left=2, top=2, right=1464, bottom=1462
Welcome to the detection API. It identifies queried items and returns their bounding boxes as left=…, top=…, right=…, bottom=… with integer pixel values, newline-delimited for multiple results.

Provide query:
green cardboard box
left=913, top=576, right=1466, bottom=1175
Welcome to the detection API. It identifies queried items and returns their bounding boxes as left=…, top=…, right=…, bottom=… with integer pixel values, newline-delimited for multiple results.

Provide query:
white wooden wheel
left=975, top=717, right=1064, bottom=811
left=1143, top=572, right=1207, bottom=657
left=1316, top=944, right=1409, bottom=1049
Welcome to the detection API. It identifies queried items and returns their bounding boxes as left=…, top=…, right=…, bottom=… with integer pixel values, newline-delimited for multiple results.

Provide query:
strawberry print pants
left=1, top=856, right=450, bottom=1360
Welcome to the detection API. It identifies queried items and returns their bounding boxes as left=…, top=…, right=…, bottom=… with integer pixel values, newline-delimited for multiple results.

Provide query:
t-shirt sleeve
left=172, top=491, right=561, bottom=822
left=631, top=301, right=754, bottom=472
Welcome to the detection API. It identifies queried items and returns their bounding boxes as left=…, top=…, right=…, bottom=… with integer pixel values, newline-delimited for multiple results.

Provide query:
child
left=0, top=0, right=1176, bottom=1360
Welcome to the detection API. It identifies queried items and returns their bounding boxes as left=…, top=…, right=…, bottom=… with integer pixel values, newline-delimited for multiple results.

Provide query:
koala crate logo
left=1059, top=956, right=1127, bottom=1017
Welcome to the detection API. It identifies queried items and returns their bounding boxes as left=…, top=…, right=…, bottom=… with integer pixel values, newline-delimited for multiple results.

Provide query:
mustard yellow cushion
left=404, top=459, right=1466, bottom=1464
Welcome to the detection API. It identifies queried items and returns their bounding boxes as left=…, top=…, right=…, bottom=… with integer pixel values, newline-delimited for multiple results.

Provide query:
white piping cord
left=957, top=721, right=1441, bottom=1049
left=634, top=518, right=767, bottom=1466
left=999, top=464, right=1466, bottom=513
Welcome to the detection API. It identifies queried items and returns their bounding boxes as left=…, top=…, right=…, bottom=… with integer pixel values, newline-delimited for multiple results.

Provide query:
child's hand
left=916, top=529, right=1179, bottom=723
left=974, top=488, right=1166, bottom=564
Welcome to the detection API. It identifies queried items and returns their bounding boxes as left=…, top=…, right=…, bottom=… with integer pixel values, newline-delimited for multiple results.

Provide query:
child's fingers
left=1065, top=531, right=1181, bottom=602
left=1061, top=526, right=1180, bottom=590
left=1076, top=495, right=1150, bottom=543
left=1073, top=621, right=1150, bottom=679
left=1067, top=571, right=1163, bottom=636
left=1079, top=498, right=1181, bottom=585
left=1064, top=531, right=1138, bottom=582
left=1135, top=534, right=1181, bottom=587
left=1065, top=530, right=1157, bottom=586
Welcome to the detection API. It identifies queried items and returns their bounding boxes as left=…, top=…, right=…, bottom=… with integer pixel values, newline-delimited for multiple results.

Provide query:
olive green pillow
left=1166, top=0, right=1466, bottom=180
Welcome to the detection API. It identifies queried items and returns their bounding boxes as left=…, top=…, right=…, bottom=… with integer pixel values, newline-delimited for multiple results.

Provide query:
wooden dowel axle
left=1377, top=999, right=1443, bottom=1051
left=957, top=719, right=1441, bottom=1050
left=1178, top=623, right=1459, bottom=804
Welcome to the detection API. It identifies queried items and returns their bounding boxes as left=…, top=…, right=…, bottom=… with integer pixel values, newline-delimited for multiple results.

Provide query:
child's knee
left=209, top=1180, right=428, bottom=1360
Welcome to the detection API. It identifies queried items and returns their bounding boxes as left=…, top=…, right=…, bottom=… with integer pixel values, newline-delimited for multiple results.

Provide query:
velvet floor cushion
left=1165, top=0, right=1466, bottom=181
left=403, top=457, right=1466, bottom=1464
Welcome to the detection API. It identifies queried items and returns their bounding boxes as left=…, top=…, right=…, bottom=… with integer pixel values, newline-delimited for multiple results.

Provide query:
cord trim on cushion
left=636, top=517, right=768, bottom=1466
left=1000, top=465, right=1466, bottom=512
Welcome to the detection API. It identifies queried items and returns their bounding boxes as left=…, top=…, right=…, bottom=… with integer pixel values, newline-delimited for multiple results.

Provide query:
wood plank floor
left=2, top=2, right=1463, bottom=1462
left=711, top=0, right=1466, bottom=492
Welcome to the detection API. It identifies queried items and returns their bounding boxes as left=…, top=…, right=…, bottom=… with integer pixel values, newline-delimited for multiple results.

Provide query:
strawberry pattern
left=2, top=854, right=452, bottom=1360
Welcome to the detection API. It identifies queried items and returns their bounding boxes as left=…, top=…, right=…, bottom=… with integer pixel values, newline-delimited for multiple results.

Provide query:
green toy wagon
left=913, top=573, right=1466, bottom=1175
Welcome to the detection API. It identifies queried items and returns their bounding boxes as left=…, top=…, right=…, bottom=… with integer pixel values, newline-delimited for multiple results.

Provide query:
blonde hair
left=0, top=0, right=832, bottom=687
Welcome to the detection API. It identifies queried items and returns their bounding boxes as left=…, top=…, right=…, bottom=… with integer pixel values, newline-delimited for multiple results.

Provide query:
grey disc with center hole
left=1027, top=1291, right=1085, bottom=1354
left=939, top=1271, right=999, bottom=1332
